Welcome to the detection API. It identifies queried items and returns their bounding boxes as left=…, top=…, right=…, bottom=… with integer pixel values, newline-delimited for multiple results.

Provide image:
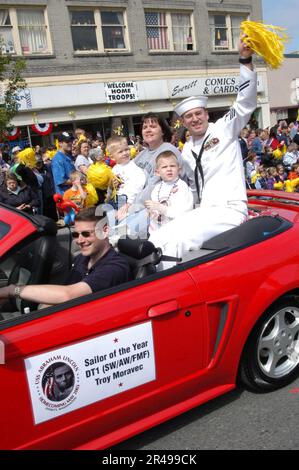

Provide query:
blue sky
left=262, top=0, right=299, bottom=53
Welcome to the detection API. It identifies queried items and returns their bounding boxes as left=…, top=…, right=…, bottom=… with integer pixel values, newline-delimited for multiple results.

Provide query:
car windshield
left=0, top=221, right=10, bottom=240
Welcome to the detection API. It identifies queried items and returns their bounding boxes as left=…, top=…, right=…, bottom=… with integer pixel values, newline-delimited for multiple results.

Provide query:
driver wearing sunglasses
left=0, top=207, right=130, bottom=308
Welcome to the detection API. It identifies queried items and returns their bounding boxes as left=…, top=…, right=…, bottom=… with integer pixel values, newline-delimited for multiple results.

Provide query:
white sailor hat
left=174, top=96, right=208, bottom=117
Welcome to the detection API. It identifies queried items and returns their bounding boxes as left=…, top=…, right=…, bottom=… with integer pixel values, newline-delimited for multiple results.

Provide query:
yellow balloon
left=87, top=162, right=113, bottom=190
left=84, top=183, right=99, bottom=207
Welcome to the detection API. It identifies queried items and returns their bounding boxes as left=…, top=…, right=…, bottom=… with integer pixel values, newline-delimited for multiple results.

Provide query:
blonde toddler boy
left=145, top=151, right=193, bottom=233
left=107, top=135, right=146, bottom=221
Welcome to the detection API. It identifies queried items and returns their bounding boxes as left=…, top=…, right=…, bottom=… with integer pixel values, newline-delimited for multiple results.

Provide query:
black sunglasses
left=72, top=230, right=95, bottom=239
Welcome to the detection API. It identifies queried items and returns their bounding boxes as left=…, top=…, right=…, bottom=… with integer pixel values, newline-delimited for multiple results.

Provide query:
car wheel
left=238, top=296, right=299, bottom=392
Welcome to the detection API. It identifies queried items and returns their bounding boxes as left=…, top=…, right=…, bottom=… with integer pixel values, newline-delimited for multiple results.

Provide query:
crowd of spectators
left=0, top=125, right=151, bottom=225
left=239, top=121, right=299, bottom=192
left=0, top=118, right=299, bottom=236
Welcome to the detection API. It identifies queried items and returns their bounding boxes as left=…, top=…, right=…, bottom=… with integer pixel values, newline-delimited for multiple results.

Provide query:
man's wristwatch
left=239, top=56, right=253, bottom=64
left=14, top=285, right=23, bottom=299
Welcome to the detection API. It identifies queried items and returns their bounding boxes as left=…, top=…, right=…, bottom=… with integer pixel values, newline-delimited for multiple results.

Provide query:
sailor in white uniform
left=149, top=37, right=257, bottom=269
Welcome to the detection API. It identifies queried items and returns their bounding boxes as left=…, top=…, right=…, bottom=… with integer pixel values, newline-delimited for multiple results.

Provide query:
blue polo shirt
left=51, top=150, right=75, bottom=195
left=66, top=248, right=130, bottom=293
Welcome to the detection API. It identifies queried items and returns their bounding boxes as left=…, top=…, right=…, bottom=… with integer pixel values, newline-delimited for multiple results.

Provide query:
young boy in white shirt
left=107, top=135, right=146, bottom=222
left=145, top=151, right=193, bottom=233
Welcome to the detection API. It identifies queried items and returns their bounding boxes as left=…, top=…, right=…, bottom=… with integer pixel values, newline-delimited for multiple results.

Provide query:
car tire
left=238, top=296, right=299, bottom=392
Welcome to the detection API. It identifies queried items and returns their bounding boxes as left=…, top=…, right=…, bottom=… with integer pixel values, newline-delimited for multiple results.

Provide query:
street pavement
left=115, top=376, right=299, bottom=450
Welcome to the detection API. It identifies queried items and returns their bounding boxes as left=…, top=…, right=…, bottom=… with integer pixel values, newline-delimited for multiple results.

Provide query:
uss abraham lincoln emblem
left=203, top=137, right=220, bottom=151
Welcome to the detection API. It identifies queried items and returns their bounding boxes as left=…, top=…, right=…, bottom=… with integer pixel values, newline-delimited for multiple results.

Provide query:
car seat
left=117, top=238, right=181, bottom=279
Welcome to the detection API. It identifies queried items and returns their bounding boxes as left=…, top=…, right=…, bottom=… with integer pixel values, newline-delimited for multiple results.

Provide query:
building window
left=70, top=9, right=128, bottom=53
left=17, top=9, right=49, bottom=54
left=101, top=11, right=126, bottom=50
left=209, top=13, right=248, bottom=51
left=0, top=10, right=15, bottom=54
left=70, top=10, right=98, bottom=51
left=0, top=7, right=51, bottom=55
left=145, top=11, right=194, bottom=52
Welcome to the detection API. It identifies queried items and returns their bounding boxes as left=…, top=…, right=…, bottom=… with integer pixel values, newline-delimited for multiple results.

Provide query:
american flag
left=145, top=12, right=168, bottom=50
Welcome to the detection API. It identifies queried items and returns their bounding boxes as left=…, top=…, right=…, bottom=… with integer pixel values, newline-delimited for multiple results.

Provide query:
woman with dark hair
left=134, top=112, right=186, bottom=203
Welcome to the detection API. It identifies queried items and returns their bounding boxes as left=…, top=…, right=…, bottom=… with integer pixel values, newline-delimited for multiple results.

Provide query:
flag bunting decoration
left=4, top=127, right=21, bottom=141
left=31, top=122, right=53, bottom=135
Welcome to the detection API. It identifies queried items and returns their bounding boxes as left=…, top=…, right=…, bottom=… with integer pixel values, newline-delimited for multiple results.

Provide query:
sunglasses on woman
left=72, top=230, right=95, bottom=239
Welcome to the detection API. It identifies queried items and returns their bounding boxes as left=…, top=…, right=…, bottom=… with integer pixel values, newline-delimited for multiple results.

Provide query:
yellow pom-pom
left=285, top=180, right=292, bottom=193
left=17, top=148, right=36, bottom=168
left=240, top=21, right=289, bottom=69
left=286, top=178, right=299, bottom=192
left=273, top=181, right=284, bottom=190
left=84, top=183, right=99, bottom=207
left=78, top=134, right=87, bottom=143
left=273, top=148, right=283, bottom=159
left=46, top=149, right=56, bottom=160
left=178, top=141, right=184, bottom=151
left=87, top=162, right=113, bottom=190
left=251, top=172, right=259, bottom=185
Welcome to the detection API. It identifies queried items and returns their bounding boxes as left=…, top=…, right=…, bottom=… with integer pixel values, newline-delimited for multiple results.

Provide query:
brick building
left=0, top=0, right=270, bottom=145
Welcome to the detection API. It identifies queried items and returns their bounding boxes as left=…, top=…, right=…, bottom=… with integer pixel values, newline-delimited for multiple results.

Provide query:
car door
left=0, top=268, right=210, bottom=450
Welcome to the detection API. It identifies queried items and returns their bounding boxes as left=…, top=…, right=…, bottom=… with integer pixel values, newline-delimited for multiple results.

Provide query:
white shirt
left=75, top=154, right=93, bottom=172
left=112, top=160, right=146, bottom=204
left=182, top=64, right=257, bottom=214
left=149, top=178, right=193, bottom=232
left=283, top=151, right=299, bottom=167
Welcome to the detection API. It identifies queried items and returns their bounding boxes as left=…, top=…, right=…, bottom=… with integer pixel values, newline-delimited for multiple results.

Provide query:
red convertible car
left=0, top=190, right=299, bottom=450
